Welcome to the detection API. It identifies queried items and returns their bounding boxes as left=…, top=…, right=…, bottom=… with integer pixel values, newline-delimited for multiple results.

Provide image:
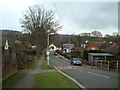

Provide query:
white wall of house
left=49, top=44, right=57, bottom=51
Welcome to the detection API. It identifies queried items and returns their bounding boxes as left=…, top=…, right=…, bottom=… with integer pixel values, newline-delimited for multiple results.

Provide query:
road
left=50, top=54, right=119, bottom=89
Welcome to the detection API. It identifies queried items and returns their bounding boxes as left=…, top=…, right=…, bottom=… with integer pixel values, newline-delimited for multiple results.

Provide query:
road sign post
left=46, top=51, right=50, bottom=65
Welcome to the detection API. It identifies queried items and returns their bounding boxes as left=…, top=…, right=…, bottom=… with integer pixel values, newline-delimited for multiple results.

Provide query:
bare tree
left=20, top=5, right=62, bottom=56
left=91, top=31, right=103, bottom=37
left=112, top=32, right=118, bottom=36
left=104, top=34, right=111, bottom=37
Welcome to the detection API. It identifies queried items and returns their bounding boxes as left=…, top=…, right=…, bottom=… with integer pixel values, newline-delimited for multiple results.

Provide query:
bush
left=12, top=42, right=26, bottom=53
left=28, top=56, right=35, bottom=61
left=71, top=51, right=80, bottom=58
left=26, top=47, right=36, bottom=55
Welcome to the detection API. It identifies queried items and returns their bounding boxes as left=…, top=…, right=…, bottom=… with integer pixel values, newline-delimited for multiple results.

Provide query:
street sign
left=46, top=46, right=50, bottom=51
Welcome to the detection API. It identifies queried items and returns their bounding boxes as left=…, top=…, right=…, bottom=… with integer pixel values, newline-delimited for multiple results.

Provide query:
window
left=92, top=48, right=95, bottom=50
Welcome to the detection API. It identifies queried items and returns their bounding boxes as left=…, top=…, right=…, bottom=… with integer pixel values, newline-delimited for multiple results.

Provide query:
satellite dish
left=5, top=40, right=9, bottom=50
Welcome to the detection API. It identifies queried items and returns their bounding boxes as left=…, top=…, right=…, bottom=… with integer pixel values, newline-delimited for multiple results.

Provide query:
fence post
left=117, top=61, right=118, bottom=71
left=101, top=61, right=102, bottom=69
left=108, top=61, right=109, bottom=71
left=91, top=61, right=92, bottom=66
left=96, top=61, right=97, bottom=67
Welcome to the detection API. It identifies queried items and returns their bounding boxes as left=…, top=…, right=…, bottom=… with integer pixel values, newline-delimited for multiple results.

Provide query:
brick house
left=101, top=42, right=119, bottom=57
left=79, top=42, right=103, bottom=51
left=86, top=42, right=103, bottom=50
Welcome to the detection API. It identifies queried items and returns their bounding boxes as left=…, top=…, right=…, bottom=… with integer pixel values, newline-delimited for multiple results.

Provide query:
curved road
left=50, top=54, right=119, bottom=89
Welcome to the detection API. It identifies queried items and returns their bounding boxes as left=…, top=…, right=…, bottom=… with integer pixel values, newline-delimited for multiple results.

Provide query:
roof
left=80, top=42, right=103, bottom=49
left=88, top=53, right=113, bottom=56
left=63, top=43, right=75, bottom=45
left=103, top=47, right=119, bottom=56
left=100, top=42, right=113, bottom=49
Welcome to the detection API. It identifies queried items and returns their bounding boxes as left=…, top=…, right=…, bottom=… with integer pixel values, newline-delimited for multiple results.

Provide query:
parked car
left=64, top=54, right=71, bottom=59
left=70, top=58, right=82, bottom=66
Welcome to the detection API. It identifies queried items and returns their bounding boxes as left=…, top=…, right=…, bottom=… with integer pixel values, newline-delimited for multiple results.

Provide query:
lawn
left=25, top=60, right=38, bottom=69
left=2, top=72, right=26, bottom=88
left=41, top=60, right=54, bottom=69
left=33, top=72, right=78, bottom=88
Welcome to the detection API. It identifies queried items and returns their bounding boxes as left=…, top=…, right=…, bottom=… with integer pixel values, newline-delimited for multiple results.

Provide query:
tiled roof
left=100, top=42, right=113, bottom=49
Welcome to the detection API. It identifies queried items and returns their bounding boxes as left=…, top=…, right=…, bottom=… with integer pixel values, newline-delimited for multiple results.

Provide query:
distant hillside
left=2, top=30, right=22, bottom=36
left=58, top=34, right=71, bottom=38
left=2, top=30, right=22, bottom=46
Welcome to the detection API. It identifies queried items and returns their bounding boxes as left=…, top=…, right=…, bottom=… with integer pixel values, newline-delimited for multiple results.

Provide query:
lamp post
left=46, top=33, right=54, bottom=65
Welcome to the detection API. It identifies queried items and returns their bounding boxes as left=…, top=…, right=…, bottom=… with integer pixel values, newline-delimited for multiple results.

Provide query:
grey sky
left=0, top=0, right=118, bottom=36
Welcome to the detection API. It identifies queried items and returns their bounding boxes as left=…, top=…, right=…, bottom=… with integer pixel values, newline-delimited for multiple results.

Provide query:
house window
left=92, top=48, right=95, bottom=50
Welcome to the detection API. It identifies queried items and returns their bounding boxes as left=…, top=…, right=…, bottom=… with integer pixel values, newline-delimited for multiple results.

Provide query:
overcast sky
left=0, top=0, right=119, bottom=36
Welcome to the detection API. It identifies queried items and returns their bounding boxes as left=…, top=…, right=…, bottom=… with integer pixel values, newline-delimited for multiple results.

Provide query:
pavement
left=13, top=56, right=57, bottom=88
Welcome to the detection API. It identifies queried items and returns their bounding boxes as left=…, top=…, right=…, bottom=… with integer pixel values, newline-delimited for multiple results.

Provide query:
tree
left=104, top=34, right=111, bottom=37
left=91, top=31, right=103, bottom=37
left=80, top=33, right=91, bottom=36
left=76, top=35, right=81, bottom=46
left=112, top=32, right=118, bottom=36
left=20, top=5, right=62, bottom=56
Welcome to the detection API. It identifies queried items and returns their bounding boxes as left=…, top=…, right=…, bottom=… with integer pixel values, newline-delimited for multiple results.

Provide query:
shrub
left=83, top=50, right=103, bottom=60
left=71, top=51, right=80, bottom=58
left=26, top=47, right=36, bottom=55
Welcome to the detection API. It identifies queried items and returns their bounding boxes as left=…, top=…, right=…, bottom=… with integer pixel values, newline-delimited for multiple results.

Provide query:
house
left=79, top=42, right=119, bottom=51
left=63, top=43, right=75, bottom=53
left=103, top=45, right=119, bottom=57
left=86, top=42, right=103, bottom=50
left=49, top=44, right=57, bottom=51
left=88, top=53, right=114, bottom=62
left=101, top=42, right=119, bottom=57
left=79, top=42, right=103, bottom=51
left=63, top=43, right=75, bottom=49
left=100, top=42, right=114, bottom=50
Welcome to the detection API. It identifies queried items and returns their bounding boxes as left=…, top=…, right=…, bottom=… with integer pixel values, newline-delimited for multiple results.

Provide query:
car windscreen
left=73, top=59, right=80, bottom=61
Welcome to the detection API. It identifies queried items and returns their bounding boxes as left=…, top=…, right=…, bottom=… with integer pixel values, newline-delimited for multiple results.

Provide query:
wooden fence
left=2, top=47, right=29, bottom=80
left=2, top=47, right=18, bottom=80
left=83, top=60, right=120, bottom=71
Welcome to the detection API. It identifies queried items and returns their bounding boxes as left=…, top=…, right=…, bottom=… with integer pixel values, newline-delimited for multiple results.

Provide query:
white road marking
left=88, top=72, right=110, bottom=79
left=54, top=65, right=87, bottom=90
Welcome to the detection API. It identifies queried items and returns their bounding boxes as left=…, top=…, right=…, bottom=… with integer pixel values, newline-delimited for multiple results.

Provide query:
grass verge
left=2, top=72, right=26, bottom=88
left=41, top=60, right=54, bottom=69
left=25, top=60, right=38, bottom=69
left=33, top=72, right=78, bottom=88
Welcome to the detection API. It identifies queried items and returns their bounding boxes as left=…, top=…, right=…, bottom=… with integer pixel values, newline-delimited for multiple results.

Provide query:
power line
left=52, top=1, right=68, bottom=34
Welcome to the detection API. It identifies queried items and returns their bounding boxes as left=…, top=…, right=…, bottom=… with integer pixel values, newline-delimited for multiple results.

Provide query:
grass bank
left=2, top=72, right=26, bottom=88
left=33, top=72, right=78, bottom=88
left=41, top=60, right=54, bottom=69
left=25, top=60, right=38, bottom=69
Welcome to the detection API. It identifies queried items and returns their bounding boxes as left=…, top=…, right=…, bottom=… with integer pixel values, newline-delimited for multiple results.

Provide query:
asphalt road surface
left=50, top=54, right=119, bottom=89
